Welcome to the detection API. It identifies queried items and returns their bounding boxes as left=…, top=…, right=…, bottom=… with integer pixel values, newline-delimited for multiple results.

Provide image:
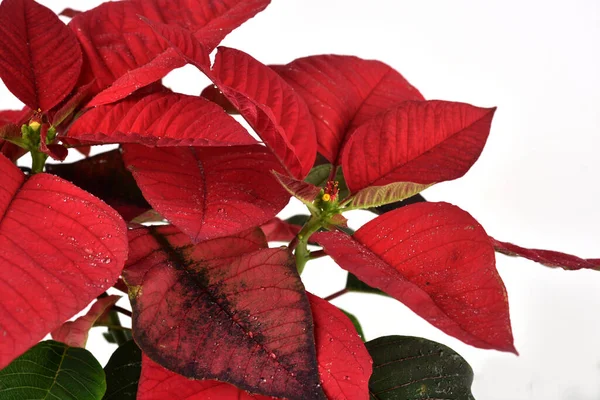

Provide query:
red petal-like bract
left=261, top=218, right=301, bottom=242
left=342, top=101, right=496, bottom=193
left=123, top=145, right=290, bottom=243
left=0, top=154, right=127, bottom=368
left=0, top=0, right=82, bottom=111
left=124, top=225, right=326, bottom=400
left=308, top=293, right=372, bottom=400
left=51, top=295, right=121, bottom=348
left=67, top=91, right=254, bottom=147
left=315, top=202, right=516, bottom=353
left=492, top=238, right=600, bottom=271
left=71, top=0, right=270, bottom=104
left=272, top=55, right=424, bottom=163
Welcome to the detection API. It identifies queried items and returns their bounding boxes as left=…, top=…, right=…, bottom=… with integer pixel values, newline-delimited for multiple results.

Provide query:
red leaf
left=201, top=84, right=238, bottom=114
left=0, top=154, right=128, bottom=368
left=124, top=225, right=325, bottom=400
left=67, top=91, right=254, bottom=146
left=272, top=55, right=424, bottom=163
left=0, top=0, right=82, bottom=111
left=51, top=295, right=121, bottom=347
left=342, top=101, right=496, bottom=193
left=59, top=7, right=80, bottom=18
left=492, top=238, right=600, bottom=271
left=122, top=145, right=290, bottom=243
left=71, top=0, right=270, bottom=103
left=261, top=218, right=301, bottom=242
left=272, top=170, right=321, bottom=206
left=308, top=293, right=372, bottom=400
left=314, top=202, right=516, bottom=353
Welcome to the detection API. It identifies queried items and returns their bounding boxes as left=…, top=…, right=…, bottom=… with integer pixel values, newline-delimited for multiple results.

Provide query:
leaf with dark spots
left=0, top=153, right=128, bottom=369
left=103, top=340, right=142, bottom=400
left=341, top=101, right=495, bottom=193
left=0, top=0, right=82, bottom=111
left=308, top=293, right=372, bottom=400
left=123, top=144, right=290, bottom=242
left=272, top=55, right=424, bottom=163
left=314, top=202, right=516, bottom=353
left=124, top=225, right=326, bottom=400
left=67, top=91, right=254, bottom=147
left=366, top=336, right=476, bottom=400
left=492, top=238, right=600, bottom=271
left=45, top=149, right=150, bottom=221
left=51, top=295, right=121, bottom=348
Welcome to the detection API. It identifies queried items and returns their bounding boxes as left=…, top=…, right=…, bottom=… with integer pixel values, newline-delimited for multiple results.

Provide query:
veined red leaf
left=71, top=0, right=270, bottom=104
left=272, top=55, right=424, bottom=163
left=51, top=295, right=121, bottom=348
left=261, top=218, right=301, bottom=242
left=201, top=84, right=238, bottom=114
left=492, top=238, right=600, bottom=271
left=45, top=149, right=149, bottom=221
left=0, top=0, right=82, bottom=111
left=0, top=153, right=128, bottom=368
left=124, top=225, right=325, bottom=400
left=314, top=202, right=516, bottom=353
left=272, top=170, right=321, bottom=209
left=67, top=91, right=254, bottom=147
left=308, top=293, right=372, bottom=400
left=342, top=101, right=495, bottom=193
left=123, top=145, right=290, bottom=243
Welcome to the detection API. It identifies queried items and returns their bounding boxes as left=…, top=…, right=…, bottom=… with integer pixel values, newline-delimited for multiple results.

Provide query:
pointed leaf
left=0, top=340, right=106, bottom=399
left=345, top=273, right=387, bottom=297
left=71, top=0, right=270, bottom=102
left=261, top=217, right=301, bottom=242
left=0, top=153, right=128, bottom=368
left=272, top=55, right=424, bottom=163
left=103, top=340, right=142, bottom=400
left=366, top=336, right=475, bottom=400
left=124, top=225, right=325, bottom=400
left=123, top=144, right=290, bottom=242
left=0, top=0, right=82, bottom=111
left=492, top=238, right=600, bottom=271
left=51, top=295, right=121, bottom=348
left=67, top=91, right=254, bottom=147
left=45, top=149, right=150, bottom=221
left=344, top=181, right=431, bottom=210
left=342, top=101, right=496, bottom=193
left=314, top=202, right=516, bottom=353
left=308, top=293, right=372, bottom=400
left=273, top=170, right=321, bottom=208
left=340, top=309, right=365, bottom=341
left=201, top=84, right=239, bottom=114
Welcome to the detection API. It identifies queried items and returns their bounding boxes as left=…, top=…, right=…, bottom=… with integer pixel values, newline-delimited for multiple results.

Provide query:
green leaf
left=103, top=340, right=142, bottom=400
left=346, top=273, right=388, bottom=296
left=370, top=193, right=427, bottom=215
left=304, top=164, right=332, bottom=186
left=340, top=309, right=365, bottom=341
left=366, top=336, right=476, bottom=400
left=0, top=340, right=106, bottom=400
left=344, top=181, right=431, bottom=210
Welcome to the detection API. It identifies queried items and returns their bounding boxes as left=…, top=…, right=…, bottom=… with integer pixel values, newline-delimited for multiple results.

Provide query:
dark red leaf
left=45, top=150, right=150, bottom=221
left=314, top=202, right=516, bottom=353
left=272, top=55, right=424, bottom=163
left=67, top=91, right=254, bottom=146
left=124, top=225, right=325, bottom=400
left=0, top=153, right=128, bottom=368
left=492, top=238, right=600, bottom=271
left=71, top=0, right=270, bottom=104
left=51, top=295, right=121, bottom=348
left=49, top=80, right=95, bottom=127
left=201, top=84, right=239, bottom=114
left=122, top=144, right=290, bottom=242
left=261, top=218, right=301, bottom=242
left=307, top=293, right=372, bottom=400
left=342, top=101, right=496, bottom=193
left=0, top=0, right=82, bottom=111
left=59, top=7, right=80, bottom=18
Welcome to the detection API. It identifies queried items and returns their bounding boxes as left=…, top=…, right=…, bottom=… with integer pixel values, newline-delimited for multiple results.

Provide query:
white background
left=1, top=1, right=599, bottom=399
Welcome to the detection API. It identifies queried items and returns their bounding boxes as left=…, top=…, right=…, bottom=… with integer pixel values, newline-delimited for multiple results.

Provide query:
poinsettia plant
left=0, top=0, right=598, bottom=399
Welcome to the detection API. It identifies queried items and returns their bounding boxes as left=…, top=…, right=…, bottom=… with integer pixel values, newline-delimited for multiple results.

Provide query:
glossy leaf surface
left=103, top=340, right=142, bottom=400
left=0, top=0, right=82, bottom=111
left=51, top=295, right=121, bottom=348
left=0, top=154, right=128, bottom=368
left=315, top=202, right=516, bottom=353
left=342, top=101, right=496, bottom=193
left=123, top=145, right=290, bottom=242
left=124, top=225, right=325, bottom=400
left=273, top=55, right=424, bottom=163
left=366, top=336, right=475, bottom=400
left=0, top=340, right=106, bottom=400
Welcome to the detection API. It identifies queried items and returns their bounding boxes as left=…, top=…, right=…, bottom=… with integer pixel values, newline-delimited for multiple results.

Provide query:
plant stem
left=309, top=250, right=327, bottom=259
left=294, top=215, right=323, bottom=274
left=112, top=305, right=132, bottom=318
left=324, top=288, right=348, bottom=302
left=30, top=150, right=48, bottom=174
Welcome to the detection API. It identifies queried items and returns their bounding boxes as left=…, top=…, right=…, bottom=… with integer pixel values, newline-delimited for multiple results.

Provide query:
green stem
left=30, top=150, right=48, bottom=174
left=294, top=215, right=323, bottom=275
left=106, top=310, right=130, bottom=346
